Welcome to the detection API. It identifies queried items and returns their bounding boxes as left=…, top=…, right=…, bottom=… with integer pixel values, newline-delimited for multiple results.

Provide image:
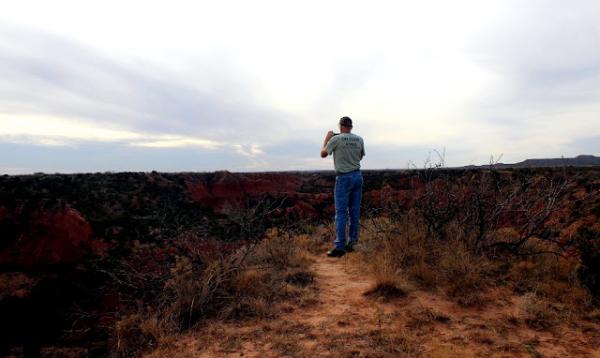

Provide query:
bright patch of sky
left=1, top=0, right=599, bottom=173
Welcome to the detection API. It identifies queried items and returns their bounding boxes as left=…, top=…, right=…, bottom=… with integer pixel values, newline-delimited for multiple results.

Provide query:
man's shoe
left=326, top=248, right=346, bottom=257
left=344, top=242, right=355, bottom=252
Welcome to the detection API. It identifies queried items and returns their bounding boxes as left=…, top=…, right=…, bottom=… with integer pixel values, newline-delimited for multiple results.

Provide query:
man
left=320, top=116, right=365, bottom=257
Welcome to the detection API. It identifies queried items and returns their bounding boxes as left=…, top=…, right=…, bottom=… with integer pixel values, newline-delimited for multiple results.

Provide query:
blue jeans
left=334, top=170, right=363, bottom=250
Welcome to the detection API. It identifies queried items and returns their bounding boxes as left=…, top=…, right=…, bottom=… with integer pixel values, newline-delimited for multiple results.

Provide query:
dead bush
left=361, top=215, right=437, bottom=287
left=585, top=308, right=600, bottom=322
left=359, top=207, right=595, bottom=313
left=407, top=258, right=439, bottom=287
left=365, top=256, right=412, bottom=301
left=364, top=280, right=407, bottom=301
left=406, top=305, right=450, bottom=331
left=109, top=226, right=316, bottom=356
left=468, top=329, right=496, bottom=345
left=575, top=227, right=600, bottom=299
left=438, top=240, right=491, bottom=306
left=161, top=252, right=256, bottom=327
left=285, top=269, right=314, bottom=287
left=522, top=293, right=561, bottom=330
left=220, top=296, right=274, bottom=320
left=247, top=228, right=311, bottom=271
left=508, top=252, right=593, bottom=316
left=112, top=313, right=162, bottom=356
left=360, top=215, right=492, bottom=305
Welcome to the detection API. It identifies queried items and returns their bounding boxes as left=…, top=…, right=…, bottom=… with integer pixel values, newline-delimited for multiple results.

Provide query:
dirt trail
left=180, top=254, right=600, bottom=357
left=192, top=254, right=396, bottom=357
left=294, top=255, right=378, bottom=328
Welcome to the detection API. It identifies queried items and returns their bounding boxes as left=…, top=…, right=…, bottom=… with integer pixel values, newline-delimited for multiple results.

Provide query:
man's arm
left=320, top=131, right=335, bottom=158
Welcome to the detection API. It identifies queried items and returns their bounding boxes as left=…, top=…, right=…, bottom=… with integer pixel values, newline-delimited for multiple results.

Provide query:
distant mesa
left=463, top=154, right=600, bottom=169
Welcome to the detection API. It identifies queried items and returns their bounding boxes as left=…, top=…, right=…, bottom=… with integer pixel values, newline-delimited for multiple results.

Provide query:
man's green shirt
left=325, top=133, right=365, bottom=174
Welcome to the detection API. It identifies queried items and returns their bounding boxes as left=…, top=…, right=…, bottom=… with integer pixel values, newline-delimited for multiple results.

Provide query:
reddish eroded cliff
left=0, top=203, right=106, bottom=268
left=185, top=171, right=312, bottom=214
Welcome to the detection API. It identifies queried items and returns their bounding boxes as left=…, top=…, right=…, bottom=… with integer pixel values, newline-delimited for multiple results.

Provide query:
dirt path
left=173, top=253, right=600, bottom=358
left=190, top=254, right=401, bottom=357
left=292, top=255, right=378, bottom=329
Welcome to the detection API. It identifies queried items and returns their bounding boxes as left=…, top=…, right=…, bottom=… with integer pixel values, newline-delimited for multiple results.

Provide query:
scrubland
left=122, top=168, right=599, bottom=357
left=1, top=167, right=599, bottom=357
left=123, top=218, right=599, bottom=357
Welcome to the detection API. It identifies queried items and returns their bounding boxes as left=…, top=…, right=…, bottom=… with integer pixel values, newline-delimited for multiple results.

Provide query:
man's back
left=325, top=133, right=365, bottom=174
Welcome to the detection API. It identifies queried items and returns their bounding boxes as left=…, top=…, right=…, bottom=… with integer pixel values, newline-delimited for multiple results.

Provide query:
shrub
left=522, top=293, right=561, bottom=330
left=364, top=270, right=410, bottom=301
left=110, top=228, right=316, bottom=356
left=438, top=240, right=490, bottom=306
left=576, top=227, right=600, bottom=299
left=359, top=209, right=594, bottom=312
left=113, top=313, right=161, bottom=356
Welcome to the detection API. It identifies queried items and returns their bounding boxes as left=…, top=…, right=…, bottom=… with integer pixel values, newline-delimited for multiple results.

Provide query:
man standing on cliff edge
left=320, top=116, right=365, bottom=257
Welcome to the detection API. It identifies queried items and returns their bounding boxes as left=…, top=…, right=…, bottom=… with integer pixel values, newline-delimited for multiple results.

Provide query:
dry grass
left=314, top=326, right=423, bottom=358
left=509, top=252, right=592, bottom=310
left=116, top=212, right=598, bottom=356
left=467, top=329, right=496, bottom=345
left=111, top=228, right=317, bottom=356
left=113, top=314, right=156, bottom=356
left=521, top=293, right=562, bottom=330
left=364, top=281, right=407, bottom=301
left=406, top=305, right=451, bottom=331
left=295, top=229, right=331, bottom=255
left=359, top=215, right=493, bottom=307
left=357, top=212, right=595, bottom=316
left=337, top=210, right=600, bottom=356
left=425, top=344, right=478, bottom=358
left=364, top=258, right=412, bottom=301
left=586, top=307, right=600, bottom=322
left=438, top=240, right=490, bottom=307
left=364, top=328, right=423, bottom=357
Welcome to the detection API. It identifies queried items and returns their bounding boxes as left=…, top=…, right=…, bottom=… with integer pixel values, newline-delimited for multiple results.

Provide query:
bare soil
left=159, top=253, right=600, bottom=357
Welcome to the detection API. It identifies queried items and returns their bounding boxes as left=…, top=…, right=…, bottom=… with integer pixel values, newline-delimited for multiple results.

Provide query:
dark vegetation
left=358, top=164, right=600, bottom=334
left=0, top=167, right=599, bottom=356
left=111, top=229, right=315, bottom=356
left=0, top=172, right=291, bottom=245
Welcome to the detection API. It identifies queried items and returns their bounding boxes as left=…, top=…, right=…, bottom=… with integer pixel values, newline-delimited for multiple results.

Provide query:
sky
left=1, top=0, right=599, bottom=174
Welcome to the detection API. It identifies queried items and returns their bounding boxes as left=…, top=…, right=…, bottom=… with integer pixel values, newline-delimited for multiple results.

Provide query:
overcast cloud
left=0, top=0, right=599, bottom=174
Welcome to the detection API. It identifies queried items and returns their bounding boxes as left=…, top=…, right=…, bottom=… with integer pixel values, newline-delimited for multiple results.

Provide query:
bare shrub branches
left=489, top=174, right=568, bottom=256
left=360, top=163, right=597, bottom=309
left=410, top=161, right=573, bottom=256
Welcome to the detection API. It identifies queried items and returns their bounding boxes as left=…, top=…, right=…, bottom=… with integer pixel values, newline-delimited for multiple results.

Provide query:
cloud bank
left=1, top=0, right=599, bottom=173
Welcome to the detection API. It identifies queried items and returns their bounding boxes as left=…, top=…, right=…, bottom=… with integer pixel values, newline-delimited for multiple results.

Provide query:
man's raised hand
left=325, top=130, right=335, bottom=142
